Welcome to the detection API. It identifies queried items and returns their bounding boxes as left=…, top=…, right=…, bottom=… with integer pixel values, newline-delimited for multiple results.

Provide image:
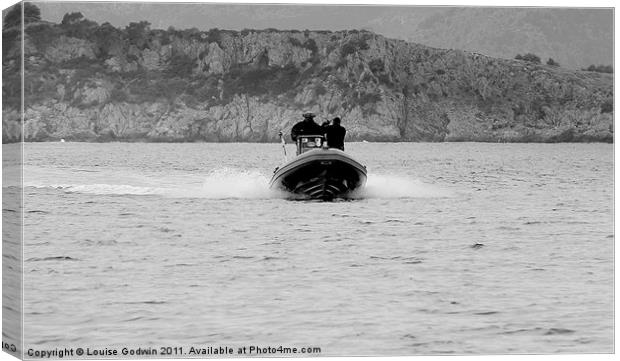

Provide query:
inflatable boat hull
left=269, top=149, right=367, bottom=200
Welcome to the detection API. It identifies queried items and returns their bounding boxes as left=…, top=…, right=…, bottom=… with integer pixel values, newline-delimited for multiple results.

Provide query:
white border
left=0, top=1, right=616, bottom=361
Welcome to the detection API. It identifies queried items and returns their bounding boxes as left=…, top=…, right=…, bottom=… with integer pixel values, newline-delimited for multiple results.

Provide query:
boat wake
left=354, top=174, right=454, bottom=199
left=26, top=168, right=282, bottom=199
left=25, top=168, right=452, bottom=200
left=175, top=168, right=283, bottom=199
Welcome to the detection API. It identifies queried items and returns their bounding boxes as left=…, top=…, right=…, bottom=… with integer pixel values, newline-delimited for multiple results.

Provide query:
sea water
left=4, top=142, right=614, bottom=355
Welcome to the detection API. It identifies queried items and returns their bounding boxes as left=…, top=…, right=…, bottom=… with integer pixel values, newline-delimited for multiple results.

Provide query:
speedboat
left=269, top=134, right=367, bottom=200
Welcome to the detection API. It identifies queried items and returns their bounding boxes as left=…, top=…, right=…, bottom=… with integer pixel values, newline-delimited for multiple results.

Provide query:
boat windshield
left=296, top=135, right=325, bottom=155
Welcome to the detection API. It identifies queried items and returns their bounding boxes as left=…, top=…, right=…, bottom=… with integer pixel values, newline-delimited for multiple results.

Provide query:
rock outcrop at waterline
left=2, top=16, right=613, bottom=143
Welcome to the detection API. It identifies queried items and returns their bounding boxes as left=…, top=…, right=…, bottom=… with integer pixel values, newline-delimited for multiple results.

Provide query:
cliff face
left=2, top=18, right=613, bottom=143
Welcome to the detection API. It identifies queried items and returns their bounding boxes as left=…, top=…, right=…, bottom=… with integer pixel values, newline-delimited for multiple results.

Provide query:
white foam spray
left=354, top=174, right=454, bottom=199
left=167, top=168, right=283, bottom=199
left=26, top=168, right=284, bottom=200
left=26, top=168, right=452, bottom=200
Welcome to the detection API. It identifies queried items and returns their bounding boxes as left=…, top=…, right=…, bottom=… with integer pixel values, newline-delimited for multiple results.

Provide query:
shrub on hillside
left=289, top=37, right=302, bottom=47
left=2, top=27, right=20, bottom=55
left=166, top=53, right=195, bottom=77
left=223, top=64, right=300, bottom=100
left=341, top=36, right=370, bottom=57
left=3, top=71, right=21, bottom=109
left=546, top=58, right=560, bottom=67
left=269, top=64, right=300, bottom=94
left=109, top=87, right=128, bottom=103
left=206, top=28, right=223, bottom=47
left=25, top=23, right=59, bottom=49
left=129, top=76, right=186, bottom=104
left=60, top=55, right=98, bottom=70
left=369, top=59, right=385, bottom=74
left=126, top=21, right=151, bottom=50
left=583, top=64, right=613, bottom=73
left=179, top=27, right=202, bottom=41
left=600, top=98, right=613, bottom=113
left=303, top=39, right=318, bottom=54
left=515, top=53, right=541, bottom=64
left=314, top=84, right=327, bottom=96
left=186, top=76, right=221, bottom=104
left=93, top=22, right=122, bottom=56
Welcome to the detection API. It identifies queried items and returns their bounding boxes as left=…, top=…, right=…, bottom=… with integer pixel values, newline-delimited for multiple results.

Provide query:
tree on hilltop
left=126, top=21, right=151, bottom=49
left=60, top=11, right=98, bottom=38
left=546, top=58, right=559, bottom=67
left=23, top=3, right=41, bottom=23
left=523, top=53, right=541, bottom=64
left=61, top=12, right=85, bottom=26
left=93, top=22, right=122, bottom=57
left=515, top=53, right=541, bottom=64
left=3, top=2, right=41, bottom=28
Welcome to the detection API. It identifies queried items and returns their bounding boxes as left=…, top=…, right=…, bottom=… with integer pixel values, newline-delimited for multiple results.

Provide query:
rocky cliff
left=2, top=16, right=614, bottom=143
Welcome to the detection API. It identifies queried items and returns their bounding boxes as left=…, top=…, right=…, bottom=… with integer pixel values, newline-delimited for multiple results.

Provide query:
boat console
left=296, top=135, right=326, bottom=155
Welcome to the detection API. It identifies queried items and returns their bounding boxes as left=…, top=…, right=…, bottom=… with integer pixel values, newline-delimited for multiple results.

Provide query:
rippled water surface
left=11, top=142, right=614, bottom=355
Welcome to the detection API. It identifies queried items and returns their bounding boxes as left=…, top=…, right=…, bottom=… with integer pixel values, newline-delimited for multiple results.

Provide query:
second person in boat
left=324, top=117, right=346, bottom=151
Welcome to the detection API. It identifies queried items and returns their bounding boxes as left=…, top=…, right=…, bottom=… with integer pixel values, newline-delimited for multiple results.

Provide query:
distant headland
left=2, top=4, right=613, bottom=143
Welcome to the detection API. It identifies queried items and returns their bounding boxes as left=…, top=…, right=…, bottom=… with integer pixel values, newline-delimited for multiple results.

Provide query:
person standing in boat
left=291, top=113, right=324, bottom=142
left=324, top=117, right=346, bottom=151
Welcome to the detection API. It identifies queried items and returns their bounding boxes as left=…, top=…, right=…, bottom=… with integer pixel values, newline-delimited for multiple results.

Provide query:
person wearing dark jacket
left=290, top=113, right=324, bottom=141
left=324, top=117, right=346, bottom=150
